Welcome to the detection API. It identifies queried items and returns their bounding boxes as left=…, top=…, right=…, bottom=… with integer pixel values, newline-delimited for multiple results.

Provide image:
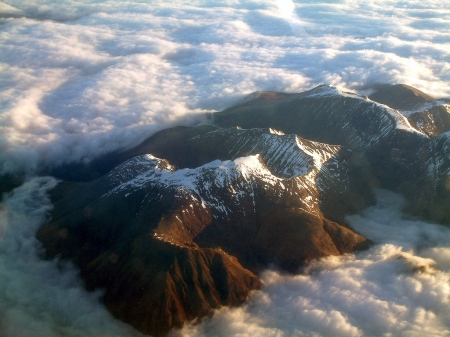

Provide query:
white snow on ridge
left=269, top=128, right=285, bottom=135
left=306, top=85, right=426, bottom=135
left=210, top=127, right=342, bottom=179
left=295, top=136, right=340, bottom=186
left=251, top=133, right=313, bottom=178
left=400, top=102, right=436, bottom=116
left=105, top=154, right=174, bottom=187
left=342, top=88, right=426, bottom=135
left=99, top=127, right=349, bottom=219
left=233, top=155, right=274, bottom=181
left=102, top=130, right=341, bottom=216
left=105, top=154, right=280, bottom=205
left=301, top=84, right=339, bottom=98
left=295, top=136, right=339, bottom=170
left=195, top=127, right=316, bottom=178
left=303, top=85, right=365, bottom=101
left=381, top=105, right=425, bottom=134
left=401, top=102, right=450, bottom=117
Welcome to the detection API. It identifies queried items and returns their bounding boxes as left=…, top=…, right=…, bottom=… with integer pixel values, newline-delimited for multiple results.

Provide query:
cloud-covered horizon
left=1, top=0, right=449, bottom=173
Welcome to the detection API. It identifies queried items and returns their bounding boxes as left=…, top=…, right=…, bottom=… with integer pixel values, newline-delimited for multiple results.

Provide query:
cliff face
left=37, top=84, right=450, bottom=335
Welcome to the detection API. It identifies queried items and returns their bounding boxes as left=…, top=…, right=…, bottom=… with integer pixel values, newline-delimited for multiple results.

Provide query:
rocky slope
left=37, top=83, right=450, bottom=336
left=215, top=84, right=450, bottom=223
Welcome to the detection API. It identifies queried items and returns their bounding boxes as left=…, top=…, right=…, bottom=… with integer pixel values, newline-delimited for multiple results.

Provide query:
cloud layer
left=2, top=181, right=449, bottom=336
left=0, top=0, right=449, bottom=173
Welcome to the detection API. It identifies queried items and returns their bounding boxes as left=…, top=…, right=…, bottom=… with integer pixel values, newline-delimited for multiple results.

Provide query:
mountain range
left=31, top=84, right=450, bottom=336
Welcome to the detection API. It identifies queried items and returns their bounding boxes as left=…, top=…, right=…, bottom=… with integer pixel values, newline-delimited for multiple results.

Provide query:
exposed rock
left=215, top=84, right=450, bottom=225
left=402, top=132, right=450, bottom=223
left=407, top=105, right=450, bottom=137
left=368, top=84, right=450, bottom=137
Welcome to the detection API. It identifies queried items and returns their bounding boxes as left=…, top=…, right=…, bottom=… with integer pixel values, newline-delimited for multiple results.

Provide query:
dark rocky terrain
left=34, top=83, right=450, bottom=336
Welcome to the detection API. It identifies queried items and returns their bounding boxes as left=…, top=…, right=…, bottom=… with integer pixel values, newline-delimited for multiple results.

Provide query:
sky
left=0, top=0, right=450, bottom=336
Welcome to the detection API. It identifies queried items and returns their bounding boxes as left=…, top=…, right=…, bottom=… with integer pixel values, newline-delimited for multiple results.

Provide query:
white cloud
left=0, top=0, right=449, bottom=173
left=3, top=175, right=448, bottom=336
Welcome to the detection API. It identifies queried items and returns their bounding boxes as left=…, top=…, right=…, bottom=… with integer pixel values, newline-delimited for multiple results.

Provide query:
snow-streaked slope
left=301, top=85, right=423, bottom=134
left=216, top=85, right=426, bottom=157
left=102, top=126, right=349, bottom=221
left=191, top=126, right=341, bottom=179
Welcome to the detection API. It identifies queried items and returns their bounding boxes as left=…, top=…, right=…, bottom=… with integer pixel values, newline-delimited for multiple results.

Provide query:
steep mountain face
left=402, top=133, right=450, bottom=223
left=38, top=127, right=372, bottom=336
left=407, top=105, right=450, bottom=137
left=37, top=83, right=450, bottom=336
left=215, top=85, right=422, bottom=152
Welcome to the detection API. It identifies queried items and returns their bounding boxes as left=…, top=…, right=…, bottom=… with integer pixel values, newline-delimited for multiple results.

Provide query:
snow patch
left=269, top=128, right=285, bottom=135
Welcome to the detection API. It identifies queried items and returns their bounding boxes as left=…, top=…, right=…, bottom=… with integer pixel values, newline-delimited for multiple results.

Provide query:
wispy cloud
left=0, top=178, right=144, bottom=337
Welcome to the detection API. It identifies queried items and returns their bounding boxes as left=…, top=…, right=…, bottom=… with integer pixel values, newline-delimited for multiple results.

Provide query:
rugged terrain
left=35, top=84, right=450, bottom=336
left=215, top=84, right=450, bottom=223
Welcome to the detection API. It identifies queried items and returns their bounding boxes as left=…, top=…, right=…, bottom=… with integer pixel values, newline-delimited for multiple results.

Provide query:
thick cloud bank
left=174, top=190, right=450, bottom=337
left=1, top=0, right=449, bottom=173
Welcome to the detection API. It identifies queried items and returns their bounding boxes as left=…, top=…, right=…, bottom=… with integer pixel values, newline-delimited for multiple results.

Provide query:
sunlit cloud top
left=0, top=0, right=449, bottom=173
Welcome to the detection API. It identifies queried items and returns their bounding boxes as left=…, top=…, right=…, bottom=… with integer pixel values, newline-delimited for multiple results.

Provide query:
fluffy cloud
left=2, top=186, right=449, bottom=336
left=0, top=0, right=449, bottom=173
